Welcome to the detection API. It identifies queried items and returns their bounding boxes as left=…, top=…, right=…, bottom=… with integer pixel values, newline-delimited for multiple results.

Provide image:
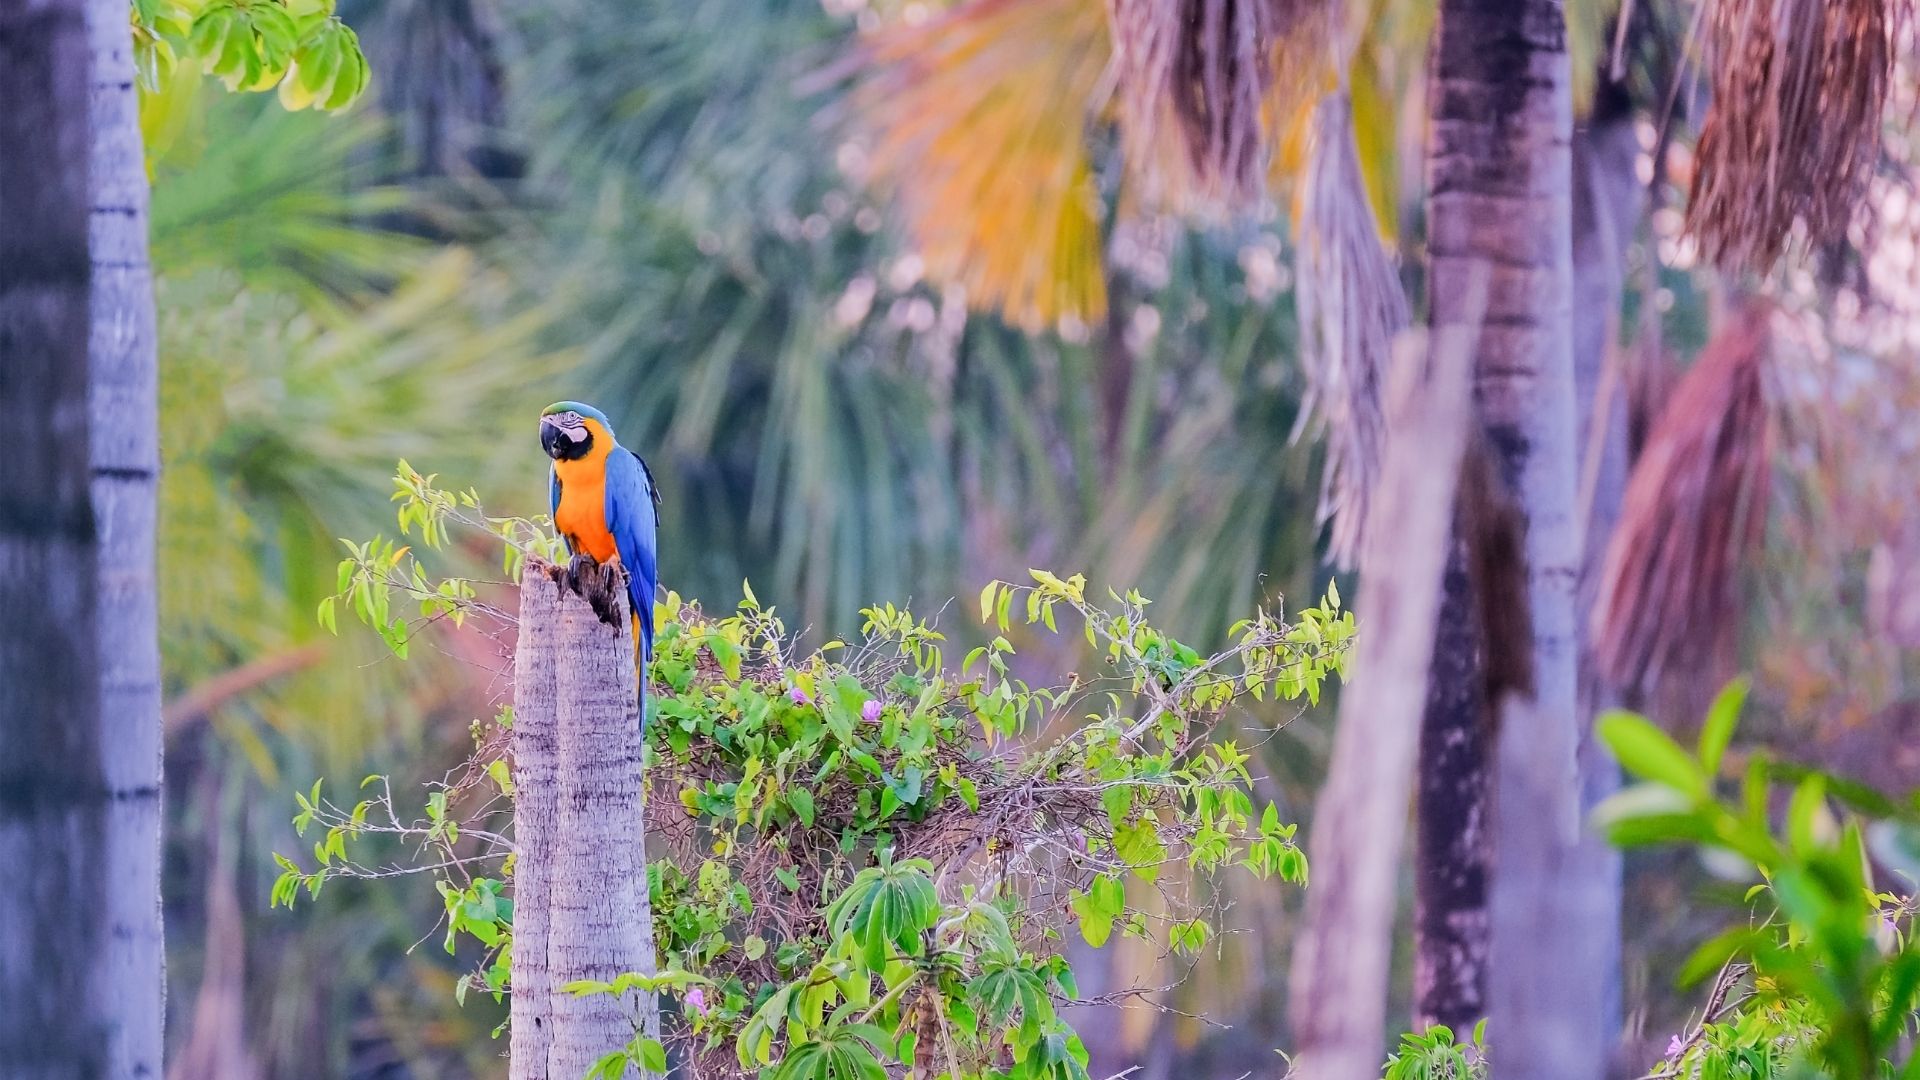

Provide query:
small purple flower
left=861, top=699, right=883, bottom=723
left=1666, top=1035, right=1686, bottom=1058
left=685, top=986, right=709, bottom=1016
left=789, top=686, right=810, bottom=705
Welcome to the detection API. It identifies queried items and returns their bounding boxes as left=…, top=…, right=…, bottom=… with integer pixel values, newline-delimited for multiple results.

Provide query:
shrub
left=274, top=463, right=1351, bottom=1080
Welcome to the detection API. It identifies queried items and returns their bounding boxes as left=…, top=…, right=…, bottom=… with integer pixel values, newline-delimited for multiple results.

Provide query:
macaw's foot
left=563, top=555, right=628, bottom=630
left=565, top=552, right=597, bottom=587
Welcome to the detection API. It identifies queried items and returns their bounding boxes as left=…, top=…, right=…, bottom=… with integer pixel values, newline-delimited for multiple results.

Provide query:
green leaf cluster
left=136, top=0, right=368, bottom=114
left=1381, top=1021, right=1487, bottom=1080
left=1598, top=680, right=1920, bottom=1079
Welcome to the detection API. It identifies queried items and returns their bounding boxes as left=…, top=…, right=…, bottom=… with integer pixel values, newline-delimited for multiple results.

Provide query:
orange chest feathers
left=553, top=457, right=617, bottom=563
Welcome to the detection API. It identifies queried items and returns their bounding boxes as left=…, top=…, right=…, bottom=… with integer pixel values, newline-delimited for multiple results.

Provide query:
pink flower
left=685, top=986, right=709, bottom=1016
left=1666, top=1035, right=1686, bottom=1058
left=861, top=699, right=883, bottom=722
left=789, top=686, right=810, bottom=705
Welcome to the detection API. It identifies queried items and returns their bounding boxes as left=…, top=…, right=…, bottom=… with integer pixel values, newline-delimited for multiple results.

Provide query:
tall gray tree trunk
left=1288, top=332, right=1476, bottom=1080
left=1428, top=0, right=1597, bottom=1076
left=1412, top=75, right=1645, bottom=1041
left=87, top=0, right=167, bottom=1071
left=0, top=0, right=110, bottom=1074
left=511, top=562, right=659, bottom=1080
left=1567, top=79, right=1642, bottom=1075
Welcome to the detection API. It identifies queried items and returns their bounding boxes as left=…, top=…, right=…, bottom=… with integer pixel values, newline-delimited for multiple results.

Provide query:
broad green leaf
left=1069, top=889, right=1114, bottom=948
left=788, top=788, right=816, bottom=828
left=1598, top=712, right=1706, bottom=797
left=1697, top=676, right=1750, bottom=777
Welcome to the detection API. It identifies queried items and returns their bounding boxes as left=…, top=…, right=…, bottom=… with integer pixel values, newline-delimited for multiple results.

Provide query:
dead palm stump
left=510, top=558, right=659, bottom=1080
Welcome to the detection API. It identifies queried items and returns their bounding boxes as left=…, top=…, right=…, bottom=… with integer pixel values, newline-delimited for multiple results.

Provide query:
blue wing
left=548, top=468, right=563, bottom=547
left=604, top=446, right=660, bottom=659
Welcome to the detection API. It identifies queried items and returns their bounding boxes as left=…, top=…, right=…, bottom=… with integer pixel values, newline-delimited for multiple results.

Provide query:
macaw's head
left=540, top=401, right=613, bottom=462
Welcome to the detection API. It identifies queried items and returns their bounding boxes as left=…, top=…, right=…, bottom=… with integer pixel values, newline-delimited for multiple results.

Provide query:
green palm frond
left=508, top=0, right=842, bottom=225
left=152, top=97, right=424, bottom=300
left=158, top=251, right=569, bottom=764
left=554, top=195, right=1318, bottom=640
left=154, top=97, right=570, bottom=765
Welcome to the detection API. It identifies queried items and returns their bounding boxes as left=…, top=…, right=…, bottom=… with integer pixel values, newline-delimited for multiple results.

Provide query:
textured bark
left=510, top=567, right=560, bottom=1076
left=1412, top=77, right=1644, bottom=1042
left=0, top=0, right=110, bottom=1074
left=1413, top=542, right=1491, bottom=1032
left=87, top=0, right=167, bottom=1070
left=1287, top=332, right=1475, bottom=1080
left=511, top=561, right=660, bottom=1080
left=1428, top=0, right=1593, bottom=1075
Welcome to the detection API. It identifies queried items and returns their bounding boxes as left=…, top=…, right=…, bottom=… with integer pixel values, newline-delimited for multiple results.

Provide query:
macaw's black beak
left=541, top=415, right=592, bottom=461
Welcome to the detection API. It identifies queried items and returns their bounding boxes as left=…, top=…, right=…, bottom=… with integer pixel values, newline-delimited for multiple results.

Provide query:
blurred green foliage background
left=152, top=1, right=1333, bottom=1075
left=149, top=0, right=1920, bottom=1075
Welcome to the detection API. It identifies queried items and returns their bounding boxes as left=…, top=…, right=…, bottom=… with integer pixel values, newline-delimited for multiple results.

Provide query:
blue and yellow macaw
left=539, top=401, right=660, bottom=664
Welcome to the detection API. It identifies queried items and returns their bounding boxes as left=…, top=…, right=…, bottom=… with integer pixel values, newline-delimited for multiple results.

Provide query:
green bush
left=1598, top=680, right=1920, bottom=1080
left=274, top=464, right=1350, bottom=1080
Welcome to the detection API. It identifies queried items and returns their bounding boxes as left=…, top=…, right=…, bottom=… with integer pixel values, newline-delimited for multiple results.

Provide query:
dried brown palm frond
left=1106, top=0, right=1331, bottom=206
left=1685, top=0, right=1909, bottom=271
left=1293, top=92, right=1409, bottom=569
left=1592, top=302, right=1774, bottom=691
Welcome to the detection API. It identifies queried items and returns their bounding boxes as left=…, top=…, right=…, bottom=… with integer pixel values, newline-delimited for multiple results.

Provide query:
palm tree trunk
left=0, top=0, right=110, bottom=1072
left=1427, top=0, right=1597, bottom=1075
left=511, top=562, right=660, bottom=1080
left=510, top=566, right=560, bottom=1077
left=86, top=0, right=167, bottom=1071
left=1411, top=73, right=1645, bottom=1042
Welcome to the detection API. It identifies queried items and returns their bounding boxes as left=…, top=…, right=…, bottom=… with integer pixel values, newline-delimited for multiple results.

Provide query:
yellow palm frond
left=1280, top=0, right=1420, bottom=240
left=1325, top=27, right=1395, bottom=239
left=854, top=0, right=1110, bottom=330
left=850, top=0, right=1413, bottom=328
